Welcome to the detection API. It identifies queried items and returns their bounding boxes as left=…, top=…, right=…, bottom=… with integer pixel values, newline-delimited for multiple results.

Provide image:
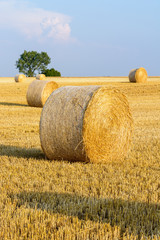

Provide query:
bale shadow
left=0, top=144, right=44, bottom=160
left=0, top=144, right=89, bottom=163
left=0, top=102, right=28, bottom=107
left=10, top=191, right=160, bottom=238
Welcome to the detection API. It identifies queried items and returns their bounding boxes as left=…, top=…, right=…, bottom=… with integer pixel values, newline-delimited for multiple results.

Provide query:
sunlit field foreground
left=0, top=77, right=160, bottom=240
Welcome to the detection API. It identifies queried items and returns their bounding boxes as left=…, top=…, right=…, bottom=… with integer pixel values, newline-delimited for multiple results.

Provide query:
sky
left=0, top=0, right=160, bottom=77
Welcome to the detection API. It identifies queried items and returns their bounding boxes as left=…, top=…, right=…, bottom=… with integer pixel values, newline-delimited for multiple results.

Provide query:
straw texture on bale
left=40, top=86, right=133, bottom=163
left=15, top=74, right=26, bottom=82
left=26, top=80, right=58, bottom=107
left=36, top=74, right=46, bottom=80
left=128, top=67, right=147, bottom=83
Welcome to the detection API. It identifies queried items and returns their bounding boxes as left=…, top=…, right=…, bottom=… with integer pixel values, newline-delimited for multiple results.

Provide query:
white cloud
left=0, top=0, right=73, bottom=42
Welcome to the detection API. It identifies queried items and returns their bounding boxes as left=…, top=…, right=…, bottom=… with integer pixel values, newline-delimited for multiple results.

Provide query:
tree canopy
left=16, top=50, right=51, bottom=77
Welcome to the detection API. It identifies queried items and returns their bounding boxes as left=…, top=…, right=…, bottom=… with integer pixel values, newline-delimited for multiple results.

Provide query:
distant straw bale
left=36, top=74, right=46, bottom=80
left=40, top=86, right=133, bottom=163
left=128, top=67, right=147, bottom=83
left=15, top=74, right=26, bottom=83
left=26, top=80, right=58, bottom=107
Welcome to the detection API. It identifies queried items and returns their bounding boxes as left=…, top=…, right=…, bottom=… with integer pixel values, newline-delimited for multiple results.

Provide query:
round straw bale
left=26, top=80, right=58, bottom=107
left=40, top=86, right=133, bottom=163
left=128, top=67, right=147, bottom=83
left=36, top=74, right=46, bottom=80
left=15, top=74, right=26, bottom=82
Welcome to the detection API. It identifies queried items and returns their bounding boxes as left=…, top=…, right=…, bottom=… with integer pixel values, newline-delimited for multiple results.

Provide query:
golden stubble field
left=0, top=78, right=160, bottom=240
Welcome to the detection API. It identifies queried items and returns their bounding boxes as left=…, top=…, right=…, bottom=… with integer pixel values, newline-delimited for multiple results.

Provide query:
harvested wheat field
left=46, top=76, right=159, bottom=87
left=0, top=77, right=160, bottom=240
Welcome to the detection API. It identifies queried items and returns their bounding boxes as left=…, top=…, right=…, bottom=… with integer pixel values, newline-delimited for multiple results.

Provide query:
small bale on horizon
left=15, top=74, right=26, bottom=83
left=128, top=67, right=147, bottom=83
left=26, top=80, right=58, bottom=108
left=36, top=74, right=46, bottom=80
left=40, top=85, right=133, bottom=163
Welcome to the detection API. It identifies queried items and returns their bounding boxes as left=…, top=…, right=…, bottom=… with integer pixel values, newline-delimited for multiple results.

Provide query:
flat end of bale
left=83, top=87, right=134, bottom=163
left=135, top=67, right=148, bottom=83
left=41, top=81, right=58, bottom=106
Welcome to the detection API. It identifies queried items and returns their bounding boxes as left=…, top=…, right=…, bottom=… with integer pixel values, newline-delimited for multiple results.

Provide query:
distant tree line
left=42, top=68, right=61, bottom=77
left=16, top=50, right=61, bottom=77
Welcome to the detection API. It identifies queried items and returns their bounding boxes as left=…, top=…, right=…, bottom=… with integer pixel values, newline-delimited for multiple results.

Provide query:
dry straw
left=26, top=80, right=58, bottom=107
left=36, top=74, right=46, bottom=80
left=15, top=74, right=26, bottom=82
left=128, top=67, right=147, bottom=83
left=40, top=86, right=133, bottom=163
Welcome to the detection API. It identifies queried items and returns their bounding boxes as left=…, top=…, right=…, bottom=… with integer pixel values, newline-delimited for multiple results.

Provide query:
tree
left=42, top=68, right=61, bottom=77
left=16, top=50, right=51, bottom=77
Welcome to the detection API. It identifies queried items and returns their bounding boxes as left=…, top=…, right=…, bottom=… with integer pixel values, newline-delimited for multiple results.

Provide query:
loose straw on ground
left=15, top=74, right=26, bottom=82
left=128, top=67, right=147, bottom=83
left=36, top=74, right=46, bottom=80
left=26, top=80, right=58, bottom=107
left=40, top=85, right=133, bottom=163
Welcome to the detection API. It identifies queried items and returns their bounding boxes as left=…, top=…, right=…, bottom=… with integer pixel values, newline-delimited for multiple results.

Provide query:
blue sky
left=0, top=0, right=160, bottom=77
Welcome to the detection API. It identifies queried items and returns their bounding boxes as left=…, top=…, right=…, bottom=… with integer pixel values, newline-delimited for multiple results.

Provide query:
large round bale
left=26, top=80, right=58, bottom=107
left=40, top=86, right=133, bottom=163
left=15, top=74, right=26, bottom=82
left=36, top=74, right=46, bottom=80
left=128, top=67, right=147, bottom=83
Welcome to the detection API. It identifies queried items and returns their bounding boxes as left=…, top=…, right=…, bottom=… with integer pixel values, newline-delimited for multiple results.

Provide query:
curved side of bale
left=26, top=80, right=58, bottom=107
left=128, top=69, right=137, bottom=83
left=15, top=74, right=26, bottom=82
left=36, top=74, right=46, bottom=80
left=40, top=86, right=133, bottom=163
left=128, top=67, right=147, bottom=83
